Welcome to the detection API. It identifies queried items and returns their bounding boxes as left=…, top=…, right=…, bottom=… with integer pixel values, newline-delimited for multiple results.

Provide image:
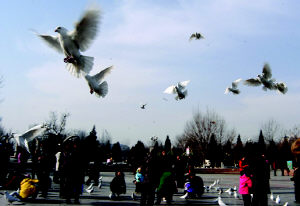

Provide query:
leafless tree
left=45, top=111, right=70, bottom=135
left=99, top=129, right=112, bottom=144
left=261, top=119, right=281, bottom=141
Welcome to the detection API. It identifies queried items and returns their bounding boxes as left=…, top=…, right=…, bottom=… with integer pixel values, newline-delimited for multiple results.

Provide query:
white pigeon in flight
left=225, top=78, right=242, bottom=95
left=35, top=6, right=100, bottom=77
left=84, top=65, right=114, bottom=98
left=13, top=124, right=47, bottom=153
left=85, top=186, right=94, bottom=194
left=164, top=80, right=190, bottom=100
left=244, top=63, right=277, bottom=91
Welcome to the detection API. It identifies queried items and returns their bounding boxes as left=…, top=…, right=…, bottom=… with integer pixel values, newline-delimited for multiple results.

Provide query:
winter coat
left=239, top=174, right=252, bottom=195
left=19, top=178, right=39, bottom=199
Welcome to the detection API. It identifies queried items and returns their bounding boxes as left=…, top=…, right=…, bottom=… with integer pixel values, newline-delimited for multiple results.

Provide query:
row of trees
left=0, top=109, right=298, bottom=170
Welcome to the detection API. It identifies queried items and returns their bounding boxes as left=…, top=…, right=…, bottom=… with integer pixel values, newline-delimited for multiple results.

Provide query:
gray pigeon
left=244, top=63, right=277, bottom=91
left=36, top=6, right=100, bottom=77
left=84, top=66, right=114, bottom=98
left=164, top=80, right=190, bottom=100
left=189, top=32, right=204, bottom=41
left=225, top=78, right=242, bottom=95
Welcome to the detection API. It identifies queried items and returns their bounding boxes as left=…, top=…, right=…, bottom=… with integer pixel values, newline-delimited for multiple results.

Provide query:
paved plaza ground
left=1, top=172, right=299, bottom=205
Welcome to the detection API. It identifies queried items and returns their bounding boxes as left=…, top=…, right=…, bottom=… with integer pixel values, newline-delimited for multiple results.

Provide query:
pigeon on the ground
left=270, top=192, right=274, bottom=201
left=98, top=181, right=102, bottom=189
left=225, top=78, right=242, bottom=95
left=180, top=192, right=189, bottom=199
left=84, top=65, right=114, bottom=98
left=87, top=183, right=94, bottom=190
left=3, top=191, right=21, bottom=204
left=35, top=6, right=100, bottom=77
left=244, top=63, right=277, bottom=91
left=234, top=191, right=239, bottom=199
left=275, top=195, right=280, bottom=204
left=283, top=202, right=288, bottom=206
left=189, top=32, right=204, bottom=41
left=13, top=124, right=46, bottom=153
left=218, top=196, right=227, bottom=206
left=85, top=186, right=94, bottom=194
left=275, top=82, right=288, bottom=94
left=164, top=80, right=190, bottom=100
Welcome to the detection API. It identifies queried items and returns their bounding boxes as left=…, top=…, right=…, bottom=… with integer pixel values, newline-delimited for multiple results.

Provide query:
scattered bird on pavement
left=35, top=6, right=100, bottom=77
left=275, top=195, right=281, bottom=204
left=189, top=32, right=204, bottom=41
left=180, top=192, right=189, bottom=199
left=270, top=192, right=274, bottom=201
left=164, top=80, right=190, bottom=100
left=244, top=63, right=277, bottom=92
left=84, top=65, right=114, bottom=98
left=234, top=191, right=239, bottom=199
left=87, top=183, right=94, bottom=190
left=225, top=78, right=242, bottom=95
left=218, top=196, right=227, bottom=206
left=13, top=124, right=47, bottom=153
left=85, top=186, right=94, bottom=194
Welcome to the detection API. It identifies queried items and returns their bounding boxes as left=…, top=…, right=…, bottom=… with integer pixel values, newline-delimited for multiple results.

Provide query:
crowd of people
left=0, top=135, right=300, bottom=205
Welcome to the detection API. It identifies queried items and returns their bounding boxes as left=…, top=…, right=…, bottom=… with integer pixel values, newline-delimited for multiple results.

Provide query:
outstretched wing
left=232, top=78, right=242, bottom=89
left=37, top=34, right=63, bottom=53
left=178, top=80, right=190, bottom=89
left=164, top=85, right=176, bottom=94
left=262, top=63, right=272, bottom=79
left=70, top=7, right=101, bottom=52
left=21, top=124, right=46, bottom=142
left=189, top=33, right=196, bottom=41
left=244, top=78, right=261, bottom=86
left=93, top=66, right=114, bottom=83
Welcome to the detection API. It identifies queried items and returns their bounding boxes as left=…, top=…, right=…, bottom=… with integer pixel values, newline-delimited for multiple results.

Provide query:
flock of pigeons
left=34, top=6, right=113, bottom=98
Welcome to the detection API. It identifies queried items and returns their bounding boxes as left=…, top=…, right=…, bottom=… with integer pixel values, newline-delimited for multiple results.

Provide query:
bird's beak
left=54, top=29, right=58, bottom=32
left=90, top=88, right=94, bottom=94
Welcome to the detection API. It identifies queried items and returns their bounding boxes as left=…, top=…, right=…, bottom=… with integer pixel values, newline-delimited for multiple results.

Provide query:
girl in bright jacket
left=239, top=170, right=252, bottom=206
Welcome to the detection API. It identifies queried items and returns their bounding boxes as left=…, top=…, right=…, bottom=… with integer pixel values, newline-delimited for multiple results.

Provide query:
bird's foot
left=64, top=56, right=76, bottom=64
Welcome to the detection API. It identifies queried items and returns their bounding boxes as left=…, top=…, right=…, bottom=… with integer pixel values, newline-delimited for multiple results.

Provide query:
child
left=239, top=169, right=252, bottom=206
left=132, top=167, right=144, bottom=200
left=10, top=175, right=39, bottom=200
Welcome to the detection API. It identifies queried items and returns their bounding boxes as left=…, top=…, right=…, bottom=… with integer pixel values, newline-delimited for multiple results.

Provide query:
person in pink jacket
left=239, top=170, right=252, bottom=206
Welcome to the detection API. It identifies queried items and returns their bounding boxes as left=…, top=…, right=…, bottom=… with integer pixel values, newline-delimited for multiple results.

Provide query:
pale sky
left=1, top=0, right=300, bottom=146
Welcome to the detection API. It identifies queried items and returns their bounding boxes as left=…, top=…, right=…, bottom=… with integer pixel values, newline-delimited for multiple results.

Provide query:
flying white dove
left=84, top=65, right=114, bottom=98
left=275, top=195, right=280, bottom=204
left=225, top=188, right=233, bottom=195
left=35, top=6, right=100, bottom=77
left=244, top=63, right=277, bottom=91
left=13, top=124, right=46, bottom=153
left=189, top=32, right=204, bottom=41
left=3, top=191, right=21, bottom=204
left=275, top=82, right=288, bottom=94
left=218, top=196, right=227, bottom=206
left=225, top=78, right=242, bottom=95
left=164, top=80, right=190, bottom=100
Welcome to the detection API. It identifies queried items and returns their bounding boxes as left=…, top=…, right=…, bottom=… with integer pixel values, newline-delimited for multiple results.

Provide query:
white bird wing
left=218, top=197, right=227, bottom=206
left=20, top=124, right=46, bottom=142
left=178, top=80, right=190, bottom=89
left=70, top=7, right=101, bottom=52
left=37, top=34, right=63, bottom=53
left=93, top=66, right=114, bottom=83
left=232, top=78, right=242, bottom=89
left=244, top=78, right=261, bottom=86
left=262, top=63, right=272, bottom=79
left=164, top=85, right=176, bottom=94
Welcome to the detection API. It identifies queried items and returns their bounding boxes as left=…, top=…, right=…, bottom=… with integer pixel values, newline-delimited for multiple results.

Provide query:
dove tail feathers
left=95, top=81, right=108, bottom=98
left=66, top=55, right=94, bottom=78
